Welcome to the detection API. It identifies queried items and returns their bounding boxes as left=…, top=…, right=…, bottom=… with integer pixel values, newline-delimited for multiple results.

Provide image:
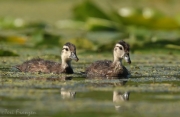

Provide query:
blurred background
left=0, top=0, right=180, bottom=56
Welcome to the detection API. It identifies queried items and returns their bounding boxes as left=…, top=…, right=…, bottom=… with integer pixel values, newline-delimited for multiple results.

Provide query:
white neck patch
left=114, top=43, right=125, bottom=58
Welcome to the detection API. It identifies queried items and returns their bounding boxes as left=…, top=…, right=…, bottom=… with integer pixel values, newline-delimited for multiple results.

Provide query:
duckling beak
left=124, top=53, right=131, bottom=64
left=70, top=52, right=79, bottom=62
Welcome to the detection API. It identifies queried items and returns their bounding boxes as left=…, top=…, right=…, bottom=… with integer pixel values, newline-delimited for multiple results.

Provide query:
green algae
left=0, top=0, right=180, bottom=116
left=0, top=49, right=18, bottom=56
left=0, top=46, right=180, bottom=117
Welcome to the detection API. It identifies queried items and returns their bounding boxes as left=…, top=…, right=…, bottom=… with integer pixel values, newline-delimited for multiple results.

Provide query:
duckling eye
left=63, top=48, right=69, bottom=51
left=119, top=47, right=123, bottom=50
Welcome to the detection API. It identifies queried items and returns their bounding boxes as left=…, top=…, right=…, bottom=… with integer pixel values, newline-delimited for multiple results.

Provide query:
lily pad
left=0, top=49, right=18, bottom=56
left=85, top=17, right=118, bottom=31
left=73, top=0, right=110, bottom=21
left=35, top=32, right=61, bottom=48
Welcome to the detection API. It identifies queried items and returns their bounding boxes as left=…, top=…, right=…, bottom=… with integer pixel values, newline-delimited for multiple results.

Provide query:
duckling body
left=86, top=40, right=131, bottom=78
left=16, top=58, right=73, bottom=74
left=15, top=42, right=78, bottom=74
left=86, top=60, right=129, bottom=77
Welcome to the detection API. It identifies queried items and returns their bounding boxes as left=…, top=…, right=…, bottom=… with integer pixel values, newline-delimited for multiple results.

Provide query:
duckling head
left=61, top=42, right=79, bottom=63
left=113, top=40, right=131, bottom=64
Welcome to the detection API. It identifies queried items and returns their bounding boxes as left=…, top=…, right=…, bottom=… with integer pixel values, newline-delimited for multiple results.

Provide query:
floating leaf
left=85, top=17, right=118, bottom=31
left=0, top=17, right=25, bottom=29
left=165, top=44, right=180, bottom=50
left=0, top=35, right=27, bottom=44
left=35, top=32, right=61, bottom=48
left=63, top=38, right=95, bottom=51
left=150, top=17, right=179, bottom=29
left=73, top=0, right=109, bottom=21
left=0, top=49, right=18, bottom=56
left=110, top=7, right=179, bottom=30
left=6, top=36, right=27, bottom=44
left=55, top=20, right=85, bottom=29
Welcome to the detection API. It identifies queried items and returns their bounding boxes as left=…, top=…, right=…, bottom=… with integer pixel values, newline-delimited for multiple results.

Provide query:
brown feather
left=15, top=42, right=78, bottom=74
left=16, top=58, right=73, bottom=74
left=85, top=40, right=131, bottom=79
left=86, top=60, right=129, bottom=78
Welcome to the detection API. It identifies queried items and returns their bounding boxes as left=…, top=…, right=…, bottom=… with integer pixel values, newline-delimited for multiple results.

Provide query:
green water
left=0, top=45, right=180, bottom=117
left=0, top=0, right=180, bottom=116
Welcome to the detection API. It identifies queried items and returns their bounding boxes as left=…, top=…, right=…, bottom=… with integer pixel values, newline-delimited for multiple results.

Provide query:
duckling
left=86, top=40, right=131, bottom=78
left=15, top=42, right=79, bottom=74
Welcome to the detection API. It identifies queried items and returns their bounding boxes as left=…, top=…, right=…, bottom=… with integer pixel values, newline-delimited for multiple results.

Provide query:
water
left=0, top=47, right=180, bottom=117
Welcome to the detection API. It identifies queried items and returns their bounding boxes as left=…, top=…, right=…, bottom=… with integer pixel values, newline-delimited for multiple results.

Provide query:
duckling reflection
left=60, top=87, right=130, bottom=111
left=113, top=90, right=130, bottom=111
left=60, top=87, right=76, bottom=99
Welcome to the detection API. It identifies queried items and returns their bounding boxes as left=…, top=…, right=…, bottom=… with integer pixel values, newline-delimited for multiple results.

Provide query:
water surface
left=0, top=47, right=180, bottom=117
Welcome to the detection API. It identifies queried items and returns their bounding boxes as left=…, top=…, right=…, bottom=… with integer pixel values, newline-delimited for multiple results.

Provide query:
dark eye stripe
left=63, top=48, right=69, bottom=51
left=116, top=46, right=123, bottom=50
